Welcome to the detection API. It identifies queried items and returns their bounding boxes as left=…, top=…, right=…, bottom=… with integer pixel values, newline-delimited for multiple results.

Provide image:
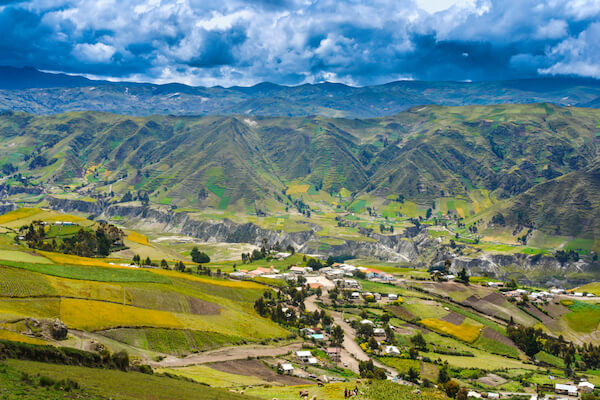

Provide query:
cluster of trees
left=0, top=339, right=151, bottom=374
left=1, top=163, right=16, bottom=176
left=358, top=359, right=387, bottom=380
left=20, top=223, right=124, bottom=257
left=190, top=247, right=210, bottom=263
left=241, top=249, right=267, bottom=263
left=120, top=191, right=150, bottom=205
left=379, top=224, right=394, bottom=233
left=554, top=249, right=580, bottom=263
left=508, top=322, right=600, bottom=371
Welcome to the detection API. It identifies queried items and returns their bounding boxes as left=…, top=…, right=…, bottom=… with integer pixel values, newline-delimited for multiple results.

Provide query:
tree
left=160, top=259, right=169, bottom=269
left=410, top=332, right=427, bottom=350
left=444, top=380, right=460, bottom=398
left=144, top=256, right=152, bottom=266
left=457, top=268, right=469, bottom=284
left=176, top=261, right=185, bottom=272
left=426, top=208, right=432, bottom=219
left=438, top=364, right=450, bottom=384
left=408, top=346, right=419, bottom=359
left=456, top=387, right=468, bottom=400
left=407, top=366, right=420, bottom=383
left=331, top=325, right=344, bottom=346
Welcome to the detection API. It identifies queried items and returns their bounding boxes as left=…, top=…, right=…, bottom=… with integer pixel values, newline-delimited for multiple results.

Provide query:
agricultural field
left=5, top=360, right=250, bottom=400
left=420, top=318, right=482, bottom=343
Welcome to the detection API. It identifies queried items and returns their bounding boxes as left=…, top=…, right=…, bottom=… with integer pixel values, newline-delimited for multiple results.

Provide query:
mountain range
left=0, top=102, right=599, bottom=240
left=2, top=66, right=600, bottom=118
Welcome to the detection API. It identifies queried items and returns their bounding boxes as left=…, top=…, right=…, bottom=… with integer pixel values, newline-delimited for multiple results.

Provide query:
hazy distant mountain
left=1, top=66, right=600, bottom=117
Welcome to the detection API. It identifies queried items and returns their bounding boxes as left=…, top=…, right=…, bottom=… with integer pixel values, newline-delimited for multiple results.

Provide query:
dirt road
left=148, top=342, right=303, bottom=368
left=304, top=295, right=396, bottom=377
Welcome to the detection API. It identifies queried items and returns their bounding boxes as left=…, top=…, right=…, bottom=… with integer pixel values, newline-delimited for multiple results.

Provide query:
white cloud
left=73, top=42, right=116, bottom=62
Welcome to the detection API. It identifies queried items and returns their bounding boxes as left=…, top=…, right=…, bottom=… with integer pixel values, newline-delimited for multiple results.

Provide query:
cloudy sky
left=2, top=0, right=600, bottom=86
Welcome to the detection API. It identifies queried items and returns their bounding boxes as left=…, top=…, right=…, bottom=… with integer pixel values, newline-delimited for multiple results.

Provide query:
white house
left=467, top=391, right=482, bottom=399
left=373, top=328, right=386, bottom=337
left=487, top=393, right=499, bottom=399
left=307, top=357, right=318, bottom=365
left=555, top=384, right=578, bottom=397
left=351, top=292, right=361, bottom=299
left=384, top=345, right=400, bottom=355
left=388, top=294, right=398, bottom=301
left=578, top=380, right=595, bottom=393
left=280, top=363, right=294, bottom=374
left=295, top=350, right=313, bottom=363
left=360, top=319, right=374, bottom=326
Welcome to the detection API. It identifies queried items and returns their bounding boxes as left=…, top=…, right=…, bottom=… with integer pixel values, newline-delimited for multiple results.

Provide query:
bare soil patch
left=482, top=292, right=506, bottom=306
left=209, top=359, right=310, bottom=385
left=388, top=305, right=416, bottom=321
left=544, top=302, right=570, bottom=319
left=482, top=327, right=517, bottom=348
left=524, top=304, right=551, bottom=323
left=187, top=297, right=221, bottom=315
left=441, top=312, right=465, bottom=325
left=477, top=373, right=508, bottom=387
left=463, top=295, right=480, bottom=307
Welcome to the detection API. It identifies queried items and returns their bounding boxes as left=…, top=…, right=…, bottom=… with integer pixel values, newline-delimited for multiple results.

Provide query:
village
left=224, top=254, right=599, bottom=400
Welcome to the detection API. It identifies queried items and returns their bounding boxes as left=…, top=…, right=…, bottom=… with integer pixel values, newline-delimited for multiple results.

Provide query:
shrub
left=39, top=375, right=57, bottom=387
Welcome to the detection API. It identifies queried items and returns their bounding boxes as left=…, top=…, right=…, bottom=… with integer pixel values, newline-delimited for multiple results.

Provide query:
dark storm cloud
left=1, top=0, right=600, bottom=86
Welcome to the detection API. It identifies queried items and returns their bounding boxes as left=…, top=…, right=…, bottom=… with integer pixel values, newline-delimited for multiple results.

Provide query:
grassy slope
left=6, top=359, right=254, bottom=400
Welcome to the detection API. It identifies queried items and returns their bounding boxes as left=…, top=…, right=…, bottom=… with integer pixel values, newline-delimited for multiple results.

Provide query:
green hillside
left=0, top=103, right=599, bottom=240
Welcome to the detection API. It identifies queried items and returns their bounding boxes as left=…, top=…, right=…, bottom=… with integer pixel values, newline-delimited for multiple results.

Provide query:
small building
left=574, top=292, right=583, bottom=297
left=295, top=350, right=313, bottom=363
left=229, top=272, right=246, bottom=279
left=388, top=293, right=398, bottom=301
left=289, top=266, right=306, bottom=274
left=555, top=384, right=578, bottom=397
left=360, top=319, right=374, bottom=326
left=373, top=328, right=386, bottom=337
left=384, top=345, right=400, bottom=355
left=307, top=357, right=318, bottom=365
left=343, top=279, right=360, bottom=288
left=280, top=363, right=294, bottom=374
left=487, top=282, right=504, bottom=288
left=351, top=292, right=361, bottom=299
left=326, top=347, right=341, bottom=362
left=467, top=391, right=482, bottom=399
left=487, top=393, right=499, bottom=399
left=311, top=333, right=325, bottom=341
left=578, top=380, right=595, bottom=393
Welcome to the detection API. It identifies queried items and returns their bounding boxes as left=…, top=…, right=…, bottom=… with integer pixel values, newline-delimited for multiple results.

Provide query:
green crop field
left=5, top=360, right=251, bottom=400
left=1, top=260, right=171, bottom=284
left=0, top=266, right=57, bottom=297
left=562, top=300, right=600, bottom=333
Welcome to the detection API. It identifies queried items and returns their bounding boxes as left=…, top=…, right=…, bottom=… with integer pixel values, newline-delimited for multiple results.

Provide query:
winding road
left=304, top=294, right=397, bottom=377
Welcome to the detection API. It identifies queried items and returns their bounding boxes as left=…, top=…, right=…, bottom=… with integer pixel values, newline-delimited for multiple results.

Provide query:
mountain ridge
left=3, top=66, right=600, bottom=117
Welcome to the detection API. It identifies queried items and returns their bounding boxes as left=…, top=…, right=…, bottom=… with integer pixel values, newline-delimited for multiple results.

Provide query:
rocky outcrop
left=450, top=253, right=597, bottom=286
left=42, top=198, right=426, bottom=262
left=48, top=196, right=105, bottom=215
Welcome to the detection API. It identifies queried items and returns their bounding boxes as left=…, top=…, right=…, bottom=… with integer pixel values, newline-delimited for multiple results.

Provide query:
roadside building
left=326, top=347, right=341, bottom=362
left=554, top=384, right=578, bottom=397
left=578, top=380, right=595, bottom=393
